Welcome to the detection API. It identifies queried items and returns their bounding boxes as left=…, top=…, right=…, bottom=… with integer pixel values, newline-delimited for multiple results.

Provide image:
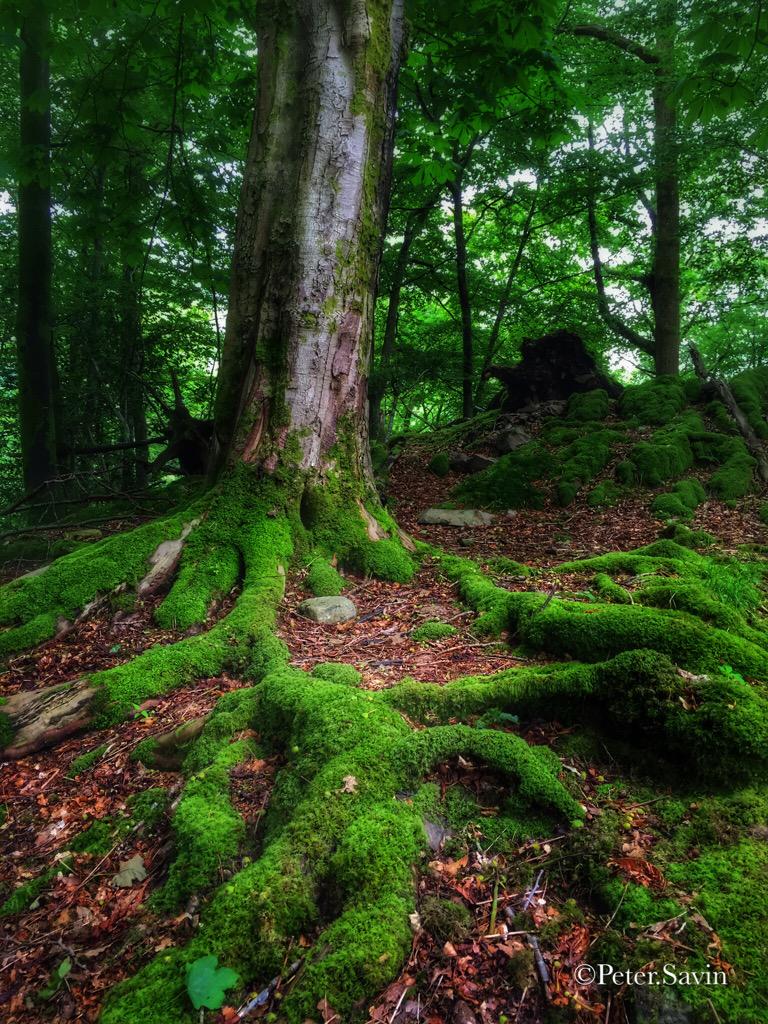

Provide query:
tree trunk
left=212, top=0, right=405, bottom=480
left=650, top=0, right=680, bottom=376
left=476, top=194, right=537, bottom=406
left=17, top=0, right=60, bottom=492
left=369, top=204, right=431, bottom=438
left=119, top=263, right=147, bottom=489
left=451, top=178, right=475, bottom=420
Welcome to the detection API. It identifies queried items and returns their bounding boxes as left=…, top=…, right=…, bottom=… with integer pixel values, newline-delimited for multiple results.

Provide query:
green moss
left=664, top=840, right=768, bottom=1022
left=154, top=738, right=255, bottom=912
left=0, top=711, right=14, bottom=752
left=729, top=366, right=768, bottom=438
left=421, top=896, right=472, bottom=942
left=619, top=377, right=689, bottom=425
left=760, top=503, right=768, bottom=526
left=411, top=620, right=457, bottom=643
left=486, top=555, right=530, bottom=578
left=453, top=442, right=553, bottom=510
left=67, top=744, right=107, bottom=778
left=156, top=542, right=240, bottom=630
left=709, top=450, right=756, bottom=499
left=311, top=662, right=361, bottom=686
left=626, top=419, right=698, bottom=486
left=428, top=452, right=450, bottom=477
left=554, top=430, right=624, bottom=506
left=593, top=573, right=632, bottom=605
left=306, top=557, right=344, bottom=597
left=668, top=524, right=716, bottom=549
left=127, top=788, right=169, bottom=830
left=566, top=388, right=611, bottom=422
left=0, top=868, right=61, bottom=916
left=587, top=480, right=623, bottom=508
left=651, top=477, right=706, bottom=520
left=347, top=537, right=415, bottom=582
left=102, top=660, right=579, bottom=1024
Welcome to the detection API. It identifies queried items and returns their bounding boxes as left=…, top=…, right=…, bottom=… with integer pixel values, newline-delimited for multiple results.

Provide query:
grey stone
left=418, top=508, right=494, bottom=527
left=494, top=426, right=532, bottom=453
left=298, top=596, right=357, bottom=624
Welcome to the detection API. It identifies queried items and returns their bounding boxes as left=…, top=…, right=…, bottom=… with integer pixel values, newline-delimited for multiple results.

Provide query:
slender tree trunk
left=212, top=0, right=405, bottom=481
left=476, top=195, right=537, bottom=406
left=451, top=178, right=474, bottom=420
left=369, top=205, right=431, bottom=438
left=17, top=0, right=60, bottom=491
left=119, top=263, right=146, bottom=489
left=650, top=0, right=680, bottom=376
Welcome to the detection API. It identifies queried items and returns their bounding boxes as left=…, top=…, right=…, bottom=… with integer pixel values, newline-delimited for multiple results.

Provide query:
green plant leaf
left=185, top=955, right=239, bottom=1010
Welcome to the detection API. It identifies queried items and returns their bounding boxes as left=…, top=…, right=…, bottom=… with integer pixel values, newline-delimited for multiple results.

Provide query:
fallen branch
left=689, top=343, right=768, bottom=483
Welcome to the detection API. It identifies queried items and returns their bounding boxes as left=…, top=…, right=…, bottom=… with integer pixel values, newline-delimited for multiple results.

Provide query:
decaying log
left=688, top=344, right=768, bottom=484
left=486, top=330, right=622, bottom=412
left=1, top=678, right=98, bottom=758
left=137, top=519, right=199, bottom=597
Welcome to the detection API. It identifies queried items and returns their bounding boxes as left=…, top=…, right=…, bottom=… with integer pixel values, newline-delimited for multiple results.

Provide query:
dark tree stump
left=486, top=330, right=621, bottom=412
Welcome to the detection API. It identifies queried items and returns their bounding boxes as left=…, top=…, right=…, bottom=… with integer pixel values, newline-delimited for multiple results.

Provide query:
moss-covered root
left=385, top=649, right=768, bottom=783
left=101, top=668, right=580, bottom=1024
left=0, top=509, right=197, bottom=661
left=438, top=547, right=768, bottom=680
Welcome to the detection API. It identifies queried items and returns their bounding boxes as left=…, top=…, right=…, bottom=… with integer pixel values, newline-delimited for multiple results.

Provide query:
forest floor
left=1, top=434, right=766, bottom=1024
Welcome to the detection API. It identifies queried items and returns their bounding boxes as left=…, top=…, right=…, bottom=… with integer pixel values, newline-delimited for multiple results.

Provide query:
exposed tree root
left=2, top=474, right=768, bottom=1021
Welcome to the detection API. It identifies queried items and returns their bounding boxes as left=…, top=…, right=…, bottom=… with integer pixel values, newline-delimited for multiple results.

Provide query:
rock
left=448, top=452, right=497, bottom=474
left=418, top=509, right=494, bottom=527
left=494, top=426, right=532, bottom=453
left=298, top=596, right=357, bottom=624
left=459, top=536, right=475, bottom=547
left=423, top=819, right=452, bottom=851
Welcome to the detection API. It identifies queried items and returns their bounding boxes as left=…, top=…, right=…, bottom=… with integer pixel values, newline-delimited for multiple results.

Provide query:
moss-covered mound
left=447, top=374, right=767, bottom=513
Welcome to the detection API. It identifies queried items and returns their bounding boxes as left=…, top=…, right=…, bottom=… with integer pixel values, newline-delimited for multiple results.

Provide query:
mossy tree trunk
left=17, top=0, right=62, bottom=492
left=212, top=0, right=405, bottom=483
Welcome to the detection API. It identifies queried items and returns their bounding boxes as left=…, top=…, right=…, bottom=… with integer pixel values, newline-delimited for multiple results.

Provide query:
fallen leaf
left=110, top=854, right=147, bottom=888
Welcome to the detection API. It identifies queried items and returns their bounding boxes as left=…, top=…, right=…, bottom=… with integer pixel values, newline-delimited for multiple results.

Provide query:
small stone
left=451, top=1000, right=477, bottom=1024
left=298, top=596, right=357, bottom=624
left=418, top=509, right=494, bottom=527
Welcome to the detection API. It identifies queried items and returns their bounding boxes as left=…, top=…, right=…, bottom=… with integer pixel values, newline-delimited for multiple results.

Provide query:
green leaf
left=185, top=955, right=240, bottom=1010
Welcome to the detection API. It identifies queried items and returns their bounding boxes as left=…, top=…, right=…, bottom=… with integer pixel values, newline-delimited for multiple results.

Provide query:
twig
left=527, top=934, right=551, bottom=998
left=522, top=869, right=544, bottom=911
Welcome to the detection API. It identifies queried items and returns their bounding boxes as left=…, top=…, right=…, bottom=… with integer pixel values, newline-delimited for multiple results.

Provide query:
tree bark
left=369, top=203, right=432, bottom=438
left=451, top=177, right=475, bottom=420
left=650, top=0, right=680, bottom=376
left=212, top=0, right=405, bottom=480
left=17, top=0, right=61, bottom=491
